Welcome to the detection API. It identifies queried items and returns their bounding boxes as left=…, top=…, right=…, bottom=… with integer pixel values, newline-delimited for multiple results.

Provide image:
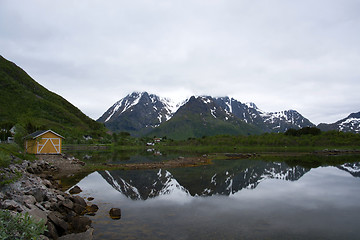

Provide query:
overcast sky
left=1, top=0, right=360, bottom=124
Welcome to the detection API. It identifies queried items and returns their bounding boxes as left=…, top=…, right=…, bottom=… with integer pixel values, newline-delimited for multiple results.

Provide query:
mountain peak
left=97, top=92, right=182, bottom=135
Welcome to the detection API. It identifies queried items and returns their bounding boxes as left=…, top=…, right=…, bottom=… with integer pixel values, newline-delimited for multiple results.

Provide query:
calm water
left=70, top=155, right=360, bottom=240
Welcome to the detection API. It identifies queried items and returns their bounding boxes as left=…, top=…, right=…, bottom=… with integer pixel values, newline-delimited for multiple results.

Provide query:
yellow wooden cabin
left=25, top=130, right=65, bottom=154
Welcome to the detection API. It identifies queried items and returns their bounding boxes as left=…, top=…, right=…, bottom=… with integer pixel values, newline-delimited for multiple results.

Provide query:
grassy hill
left=0, top=55, right=106, bottom=140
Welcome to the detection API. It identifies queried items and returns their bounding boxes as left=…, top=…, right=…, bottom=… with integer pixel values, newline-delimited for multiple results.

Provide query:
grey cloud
left=1, top=0, right=359, bottom=123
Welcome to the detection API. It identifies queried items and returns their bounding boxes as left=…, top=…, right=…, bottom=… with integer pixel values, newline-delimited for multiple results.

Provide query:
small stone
left=85, top=204, right=99, bottom=215
left=70, top=196, right=87, bottom=207
left=57, top=195, right=65, bottom=201
left=109, top=208, right=121, bottom=220
left=61, top=199, right=74, bottom=210
left=87, top=197, right=94, bottom=201
left=43, top=201, right=52, bottom=210
left=43, top=179, right=52, bottom=188
left=23, top=195, right=36, bottom=205
left=73, top=204, right=86, bottom=215
left=69, top=186, right=82, bottom=194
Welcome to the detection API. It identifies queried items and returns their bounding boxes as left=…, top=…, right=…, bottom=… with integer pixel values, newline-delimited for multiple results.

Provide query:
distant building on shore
left=25, top=130, right=65, bottom=154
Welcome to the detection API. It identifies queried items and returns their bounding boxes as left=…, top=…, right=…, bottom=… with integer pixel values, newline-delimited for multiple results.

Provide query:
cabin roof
left=25, top=130, right=65, bottom=139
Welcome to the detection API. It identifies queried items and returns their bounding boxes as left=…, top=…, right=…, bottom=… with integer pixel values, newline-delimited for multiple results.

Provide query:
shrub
left=0, top=210, right=47, bottom=239
left=0, top=151, right=11, bottom=167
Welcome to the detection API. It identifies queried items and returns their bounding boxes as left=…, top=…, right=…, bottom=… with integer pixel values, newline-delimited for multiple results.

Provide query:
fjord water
left=72, top=156, right=360, bottom=239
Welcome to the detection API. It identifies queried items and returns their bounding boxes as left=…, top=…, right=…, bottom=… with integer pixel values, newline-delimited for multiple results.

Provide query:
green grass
left=0, top=144, right=35, bottom=167
left=155, top=131, right=360, bottom=151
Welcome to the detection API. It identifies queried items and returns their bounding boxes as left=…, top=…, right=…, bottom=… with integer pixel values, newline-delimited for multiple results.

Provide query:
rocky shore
left=0, top=158, right=96, bottom=239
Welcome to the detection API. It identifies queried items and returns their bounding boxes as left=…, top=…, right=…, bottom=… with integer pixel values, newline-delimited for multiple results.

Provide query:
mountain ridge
left=98, top=92, right=317, bottom=139
left=318, top=112, right=360, bottom=133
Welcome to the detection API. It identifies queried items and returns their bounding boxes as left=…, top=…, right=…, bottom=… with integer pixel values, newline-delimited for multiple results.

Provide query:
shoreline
left=0, top=156, right=96, bottom=239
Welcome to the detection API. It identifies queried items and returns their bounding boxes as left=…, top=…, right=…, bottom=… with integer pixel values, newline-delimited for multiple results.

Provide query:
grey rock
left=69, top=216, right=92, bottom=233
left=58, top=228, right=94, bottom=240
left=57, top=194, right=65, bottom=201
left=26, top=205, right=48, bottom=223
left=48, top=211, right=69, bottom=234
left=23, top=195, right=36, bottom=205
left=31, top=188, right=46, bottom=202
left=1, top=199, right=20, bottom=210
left=45, top=221, right=59, bottom=239
left=43, top=179, right=52, bottom=188
left=36, top=202, right=48, bottom=212
left=43, top=201, right=52, bottom=210
left=70, top=196, right=86, bottom=207
left=72, top=203, right=86, bottom=215
left=61, top=199, right=74, bottom=210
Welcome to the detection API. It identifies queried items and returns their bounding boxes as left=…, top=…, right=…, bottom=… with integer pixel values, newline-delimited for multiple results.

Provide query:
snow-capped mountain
left=318, top=112, right=360, bottom=133
left=260, top=110, right=315, bottom=132
left=97, top=92, right=181, bottom=135
left=98, top=92, right=315, bottom=136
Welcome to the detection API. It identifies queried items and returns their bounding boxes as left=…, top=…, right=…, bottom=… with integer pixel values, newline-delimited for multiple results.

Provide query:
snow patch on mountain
left=160, top=97, right=182, bottom=121
left=339, top=118, right=360, bottom=132
left=245, top=102, right=258, bottom=110
left=104, top=92, right=143, bottom=122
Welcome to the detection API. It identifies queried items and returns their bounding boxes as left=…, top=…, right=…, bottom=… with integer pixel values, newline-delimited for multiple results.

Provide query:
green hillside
left=147, top=96, right=262, bottom=140
left=0, top=55, right=106, bottom=140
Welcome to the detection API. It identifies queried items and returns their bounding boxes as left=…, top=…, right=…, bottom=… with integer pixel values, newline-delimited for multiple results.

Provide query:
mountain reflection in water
left=74, top=159, right=360, bottom=240
left=98, top=160, right=310, bottom=200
